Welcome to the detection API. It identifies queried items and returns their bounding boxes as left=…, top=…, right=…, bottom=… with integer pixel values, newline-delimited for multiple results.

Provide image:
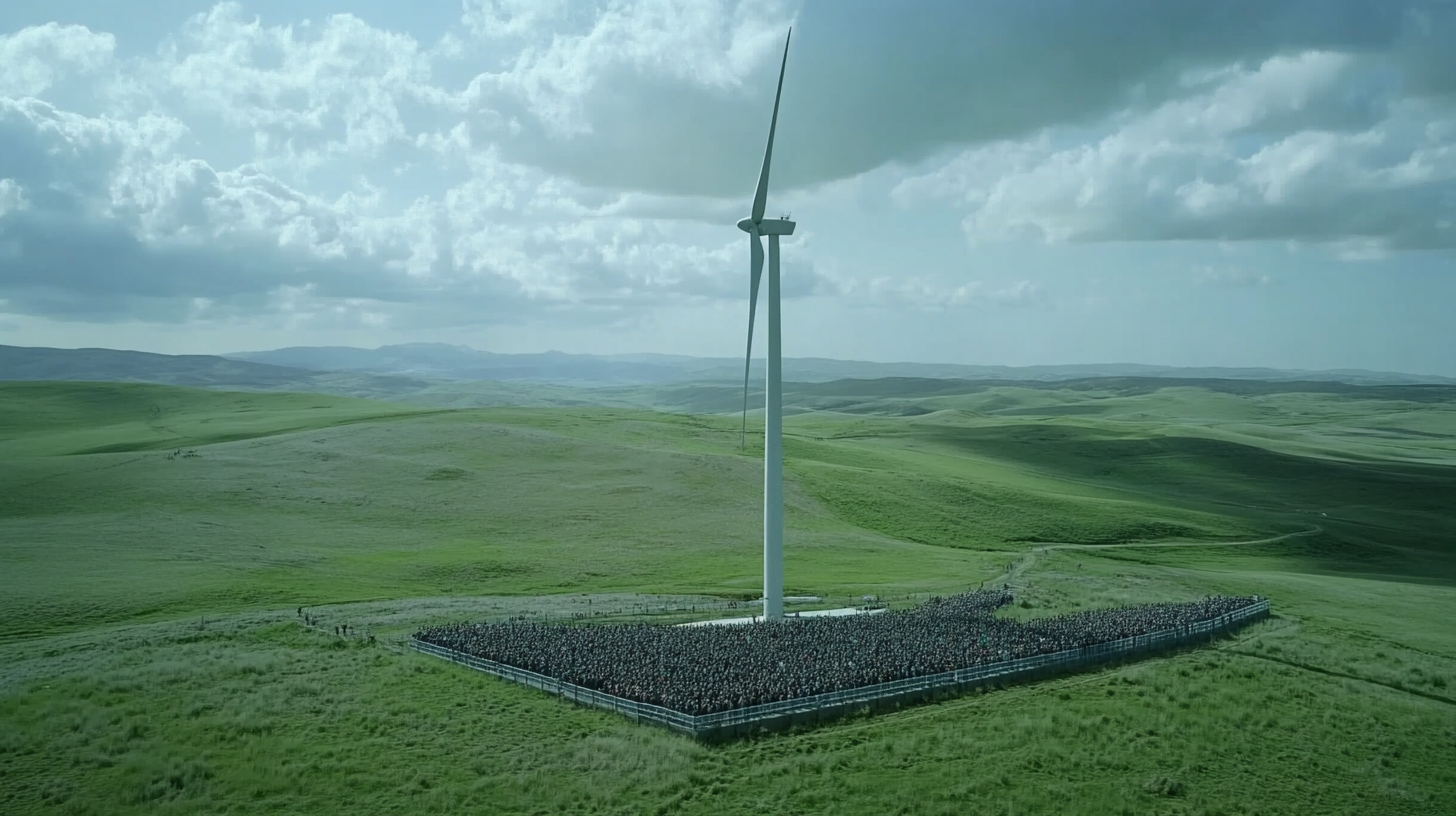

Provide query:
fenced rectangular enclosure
left=410, top=598, right=1270, bottom=740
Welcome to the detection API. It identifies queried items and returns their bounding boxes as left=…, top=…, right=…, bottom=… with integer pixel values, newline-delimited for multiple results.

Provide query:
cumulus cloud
left=1, top=0, right=1454, bottom=342
left=0, top=3, right=835, bottom=331
left=160, top=6, right=447, bottom=152
left=0, top=23, right=115, bottom=98
left=987, top=280, right=1047, bottom=307
left=463, top=0, right=1437, bottom=195
left=826, top=273, right=1047, bottom=311
left=895, top=6, right=1456, bottom=252
left=0, top=178, right=26, bottom=215
left=455, top=0, right=794, bottom=195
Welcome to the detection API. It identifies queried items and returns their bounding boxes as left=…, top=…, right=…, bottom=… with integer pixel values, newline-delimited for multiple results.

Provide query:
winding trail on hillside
left=995, top=525, right=1324, bottom=587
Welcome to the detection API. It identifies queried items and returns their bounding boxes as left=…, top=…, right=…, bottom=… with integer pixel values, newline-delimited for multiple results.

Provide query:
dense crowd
left=414, top=590, right=1257, bottom=715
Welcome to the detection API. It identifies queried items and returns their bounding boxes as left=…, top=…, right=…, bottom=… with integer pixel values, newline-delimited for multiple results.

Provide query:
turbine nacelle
left=737, top=217, right=796, bottom=236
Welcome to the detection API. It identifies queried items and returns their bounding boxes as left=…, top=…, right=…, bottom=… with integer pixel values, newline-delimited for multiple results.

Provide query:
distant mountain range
left=4, top=343, right=1453, bottom=394
left=0, top=345, right=317, bottom=388
left=223, top=343, right=1456, bottom=387
left=226, top=344, right=709, bottom=385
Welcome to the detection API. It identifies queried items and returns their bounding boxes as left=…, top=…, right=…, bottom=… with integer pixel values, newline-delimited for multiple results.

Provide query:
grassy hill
left=229, top=343, right=1456, bottom=386
left=1, top=378, right=1453, bottom=815
left=0, top=381, right=432, bottom=457
left=0, top=344, right=645, bottom=410
left=0, top=345, right=331, bottom=388
left=10, top=343, right=1455, bottom=403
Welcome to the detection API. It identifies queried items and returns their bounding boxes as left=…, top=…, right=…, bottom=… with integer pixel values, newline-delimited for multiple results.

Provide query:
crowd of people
left=414, top=590, right=1257, bottom=716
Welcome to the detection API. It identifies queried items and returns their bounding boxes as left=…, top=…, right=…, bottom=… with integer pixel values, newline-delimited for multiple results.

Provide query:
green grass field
left=2, top=378, right=1454, bottom=815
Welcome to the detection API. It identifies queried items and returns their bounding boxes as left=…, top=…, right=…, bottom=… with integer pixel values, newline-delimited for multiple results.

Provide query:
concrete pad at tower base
left=677, top=606, right=887, bottom=627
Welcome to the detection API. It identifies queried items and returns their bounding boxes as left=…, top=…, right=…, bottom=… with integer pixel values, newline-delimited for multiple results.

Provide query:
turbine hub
left=737, top=217, right=796, bottom=236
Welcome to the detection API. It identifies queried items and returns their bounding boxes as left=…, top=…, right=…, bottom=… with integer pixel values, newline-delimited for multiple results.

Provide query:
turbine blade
left=741, top=229, right=765, bottom=448
left=750, top=28, right=791, bottom=224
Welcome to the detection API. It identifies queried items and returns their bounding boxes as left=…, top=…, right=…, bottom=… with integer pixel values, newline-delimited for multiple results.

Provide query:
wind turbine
left=739, top=29, right=794, bottom=621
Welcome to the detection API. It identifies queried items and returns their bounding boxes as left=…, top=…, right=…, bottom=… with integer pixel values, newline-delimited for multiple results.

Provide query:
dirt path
left=994, top=525, right=1324, bottom=587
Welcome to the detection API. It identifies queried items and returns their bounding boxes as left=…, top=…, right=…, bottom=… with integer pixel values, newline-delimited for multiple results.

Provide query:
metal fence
left=411, top=598, right=1270, bottom=740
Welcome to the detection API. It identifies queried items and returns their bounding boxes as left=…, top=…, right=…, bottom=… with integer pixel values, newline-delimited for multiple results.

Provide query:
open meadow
left=2, top=377, right=1455, bottom=815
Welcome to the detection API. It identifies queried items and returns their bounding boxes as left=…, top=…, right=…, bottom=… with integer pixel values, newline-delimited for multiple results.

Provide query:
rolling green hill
left=3, top=377, right=1452, bottom=636
left=226, top=343, right=1456, bottom=386
left=0, top=381, right=432, bottom=457
left=1, top=377, right=1453, bottom=815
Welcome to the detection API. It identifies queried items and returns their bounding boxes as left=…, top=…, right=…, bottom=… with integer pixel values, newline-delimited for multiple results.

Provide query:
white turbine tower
left=739, top=29, right=794, bottom=622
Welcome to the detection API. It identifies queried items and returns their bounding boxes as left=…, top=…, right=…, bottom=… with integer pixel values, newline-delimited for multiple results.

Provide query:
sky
left=1, top=0, right=1454, bottom=375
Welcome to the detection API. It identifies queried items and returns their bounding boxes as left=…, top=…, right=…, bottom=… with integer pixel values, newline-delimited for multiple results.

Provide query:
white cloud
left=462, top=0, right=791, bottom=138
left=0, top=7, right=823, bottom=330
left=987, top=280, right=1047, bottom=306
left=1193, top=266, right=1272, bottom=286
left=1330, top=239, right=1391, bottom=262
left=894, top=45, right=1456, bottom=252
left=825, top=273, right=1049, bottom=311
left=461, top=0, right=572, bottom=41
left=0, top=23, right=115, bottom=98
left=0, top=178, right=27, bottom=216
left=156, top=3, right=447, bottom=168
left=0, top=0, right=1453, bottom=376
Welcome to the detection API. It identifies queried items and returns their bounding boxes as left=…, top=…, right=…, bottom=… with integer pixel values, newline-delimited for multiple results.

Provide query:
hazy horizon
left=9, top=339, right=1456, bottom=384
left=3, top=1, right=1455, bottom=375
